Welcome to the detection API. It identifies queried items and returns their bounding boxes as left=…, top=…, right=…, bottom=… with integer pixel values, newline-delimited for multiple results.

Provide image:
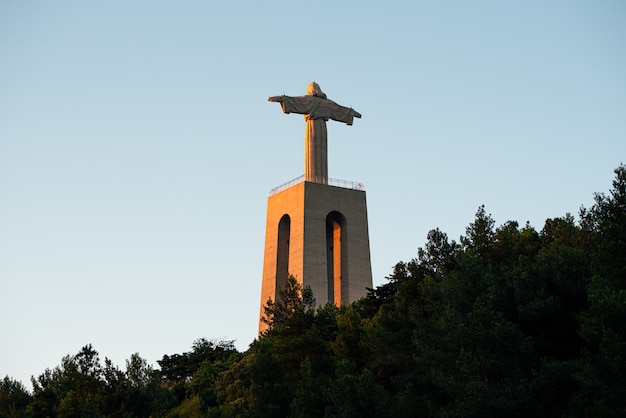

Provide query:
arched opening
left=326, top=211, right=347, bottom=305
left=276, top=214, right=290, bottom=297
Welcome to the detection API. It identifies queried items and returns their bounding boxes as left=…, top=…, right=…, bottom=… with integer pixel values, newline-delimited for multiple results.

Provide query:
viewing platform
left=269, top=175, right=365, bottom=196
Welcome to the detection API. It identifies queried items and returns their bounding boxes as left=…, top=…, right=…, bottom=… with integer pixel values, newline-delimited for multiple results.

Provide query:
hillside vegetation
left=2, top=165, right=625, bottom=417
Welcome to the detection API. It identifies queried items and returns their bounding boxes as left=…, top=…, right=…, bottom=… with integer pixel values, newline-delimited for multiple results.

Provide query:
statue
left=269, top=82, right=361, bottom=184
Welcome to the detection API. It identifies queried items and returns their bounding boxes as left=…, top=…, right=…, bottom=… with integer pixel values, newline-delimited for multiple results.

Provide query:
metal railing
left=269, top=175, right=365, bottom=196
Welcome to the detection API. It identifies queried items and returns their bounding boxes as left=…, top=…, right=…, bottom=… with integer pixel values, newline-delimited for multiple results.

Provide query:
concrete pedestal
left=259, top=180, right=372, bottom=332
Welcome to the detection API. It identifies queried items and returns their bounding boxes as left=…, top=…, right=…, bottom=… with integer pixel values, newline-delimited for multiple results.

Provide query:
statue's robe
left=278, top=95, right=358, bottom=183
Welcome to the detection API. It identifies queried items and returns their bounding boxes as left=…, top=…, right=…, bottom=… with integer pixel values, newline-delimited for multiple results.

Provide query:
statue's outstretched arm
left=268, top=96, right=284, bottom=103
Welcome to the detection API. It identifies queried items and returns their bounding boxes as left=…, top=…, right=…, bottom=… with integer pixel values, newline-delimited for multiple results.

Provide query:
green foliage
left=3, top=164, right=624, bottom=417
left=331, top=306, right=365, bottom=365
left=585, top=164, right=626, bottom=288
left=0, top=376, right=31, bottom=418
left=461, top=204, right=495, bottom=259
left=572, top=275, right=626, bottom=416
left=158, top=338, right=235, bottom=388
left=325, top=361, right=391, bottom=418
left=289, top=357, right=328, bottom=418
left=27, top=345, right=173, bottom=417
left=246, top=341, right=291, bottom=417
left=261, top=275, right=316, bottom=335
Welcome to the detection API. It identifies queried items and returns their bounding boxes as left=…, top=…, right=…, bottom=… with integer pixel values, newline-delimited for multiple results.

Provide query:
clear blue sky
left=1, top=1, right=624, bottom=388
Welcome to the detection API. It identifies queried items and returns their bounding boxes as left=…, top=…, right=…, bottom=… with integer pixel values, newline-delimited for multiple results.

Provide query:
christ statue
left=268, top=82, right=361, bottom=184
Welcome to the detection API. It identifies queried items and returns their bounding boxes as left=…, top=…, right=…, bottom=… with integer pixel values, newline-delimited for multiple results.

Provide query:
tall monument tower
left=259, top=82, right=372, bottom=332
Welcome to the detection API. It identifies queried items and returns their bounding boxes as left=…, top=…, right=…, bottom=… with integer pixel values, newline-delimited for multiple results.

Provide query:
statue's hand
left=268, top=96, right=283, bottom=103
left=352, top=110, right=362, bottom=118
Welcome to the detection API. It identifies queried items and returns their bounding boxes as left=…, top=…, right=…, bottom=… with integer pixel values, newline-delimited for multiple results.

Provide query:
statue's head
left=307, top=82, right=327, bottom=99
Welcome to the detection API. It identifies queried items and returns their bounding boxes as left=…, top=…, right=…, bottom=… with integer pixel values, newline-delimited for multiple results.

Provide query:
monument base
left=259, top=178, right=373, bottom=333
